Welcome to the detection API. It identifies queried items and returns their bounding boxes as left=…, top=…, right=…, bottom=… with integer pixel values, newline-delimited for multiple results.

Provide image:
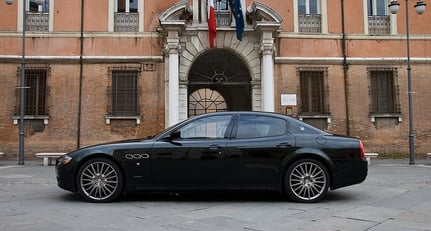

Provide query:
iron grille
left=368, top=15, right=390, bottom=35
left=299, top=70, right=330, bottom=115
left=114, top=12, right=139, bottom=32
left=26, top=12, right=49, bottom=32
left=15, top=69, right=49, bottom=116
left=298, top=14, right=321, bottom=33
left=188, top=88, right=227, bottom=116
left=369, top=70, right=401, bottom=114
left=107, top=71, right=140, bottom=116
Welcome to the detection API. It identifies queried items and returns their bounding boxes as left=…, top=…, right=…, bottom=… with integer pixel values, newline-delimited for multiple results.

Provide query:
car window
left=179, top=115, right=232, bottom=139
left=287, top=119, right=324, bottom=135
left=236, top=115, right=286, bottom=138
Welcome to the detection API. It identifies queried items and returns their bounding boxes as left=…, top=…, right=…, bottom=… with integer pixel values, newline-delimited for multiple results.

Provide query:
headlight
left=57, top=154, right=72, bottom=166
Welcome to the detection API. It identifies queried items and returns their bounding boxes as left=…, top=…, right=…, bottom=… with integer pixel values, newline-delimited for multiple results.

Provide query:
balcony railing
left=368, top=15, right=390, bottom=35
left=26, top=12, right=49, bottom=32
left=215, top=12, right=231, bottom=27
left=298, top=14, right=321, bottom=33
left=114, top=12, right=139, bottom=32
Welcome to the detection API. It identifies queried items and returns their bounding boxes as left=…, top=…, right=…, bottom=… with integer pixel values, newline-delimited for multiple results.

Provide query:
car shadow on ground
left=58, top=190, right=357, bottom=204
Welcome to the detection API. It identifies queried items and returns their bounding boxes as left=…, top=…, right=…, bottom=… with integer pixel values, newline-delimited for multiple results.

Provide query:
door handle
left=208, top=145, right=222, bottom=150
left=277, top=142, right=292, bottom=148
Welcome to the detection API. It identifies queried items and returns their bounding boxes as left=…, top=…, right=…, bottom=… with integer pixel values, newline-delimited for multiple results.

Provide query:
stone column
left=160, top=21, right=185, bottom=126
left=192, top=0, right=199, bottom=23
left=166, top=31, right=181, bottom=126
left=260, top=31, right=275, bottom=112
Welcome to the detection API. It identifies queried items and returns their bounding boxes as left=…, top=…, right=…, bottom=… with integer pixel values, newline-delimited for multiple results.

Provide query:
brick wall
left=0, top=62, right=165, bottom=159
left=274, top=63, right=431, bottom=155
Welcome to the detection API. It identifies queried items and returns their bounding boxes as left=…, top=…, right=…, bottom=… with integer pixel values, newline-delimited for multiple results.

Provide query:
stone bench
left=365, top=153, right=379, bottom=165
left=35, top=153, right=66, bottom=166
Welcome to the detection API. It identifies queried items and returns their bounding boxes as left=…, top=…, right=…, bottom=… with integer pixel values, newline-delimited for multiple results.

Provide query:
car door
left=151, top=114, right=235, bottom=189
left=226, top=114, right=296, bottom=188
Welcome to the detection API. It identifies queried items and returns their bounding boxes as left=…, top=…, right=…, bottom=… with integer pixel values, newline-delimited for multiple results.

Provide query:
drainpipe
left=77, top=0, right=84, bottom=149
left=341, top=0, right=350, bottom=136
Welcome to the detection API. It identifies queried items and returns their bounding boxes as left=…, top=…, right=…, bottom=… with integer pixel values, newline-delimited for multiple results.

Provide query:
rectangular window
left=115, top=0, right=139, bottom=32
left=367, top=0, right=387, bottom=16
left=26, top=0, right=50, bottom=32
left=213, top=0, right=231, bottom=27
left=117, top=0, right=138, bottom=13
left=367, top=0, right=390, bottom=34
left=298, top=0, right=321, bottom=33
left=16, top=69, right=48, bottom=116
left=298, top=0, right=319, bottom=14
left=299, top=70, right=327, bottom=114
left=369, top=69, right=399, bottom=114
left=110, top=71, right=139, bottom=116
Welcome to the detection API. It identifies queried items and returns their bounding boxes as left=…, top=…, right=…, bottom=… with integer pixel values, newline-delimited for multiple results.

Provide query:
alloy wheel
left=78, top=159, right=122, bottom=202
left=286, top=159, right=329, bottom=202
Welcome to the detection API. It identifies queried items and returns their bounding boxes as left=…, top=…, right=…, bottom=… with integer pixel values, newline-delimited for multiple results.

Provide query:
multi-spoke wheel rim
left=79, top=161, right=119, bottom=201
left=289, top=161, right=327, bottom=201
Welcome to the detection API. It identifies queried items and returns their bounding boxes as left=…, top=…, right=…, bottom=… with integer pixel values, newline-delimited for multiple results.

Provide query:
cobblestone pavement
left=0, top=159, right=431, bottom=231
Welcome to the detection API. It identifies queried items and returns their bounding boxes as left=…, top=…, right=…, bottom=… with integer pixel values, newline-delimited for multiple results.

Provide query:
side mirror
left=170, top=130, right=181, bottom=140
left=160, top=130, right=182, bottom=145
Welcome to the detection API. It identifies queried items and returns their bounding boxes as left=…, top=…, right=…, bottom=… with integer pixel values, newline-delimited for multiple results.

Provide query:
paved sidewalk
left=0, top=158, right=431, bottom=231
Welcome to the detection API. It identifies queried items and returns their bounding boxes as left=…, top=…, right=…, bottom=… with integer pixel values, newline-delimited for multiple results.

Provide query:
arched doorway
left=188, top=49, right=251, bottom=117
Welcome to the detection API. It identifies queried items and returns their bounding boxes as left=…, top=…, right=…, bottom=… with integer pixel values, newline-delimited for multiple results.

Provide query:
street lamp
left=5, top=0, right=45, bottom=165
left=388, top=0, right=427, bottom=165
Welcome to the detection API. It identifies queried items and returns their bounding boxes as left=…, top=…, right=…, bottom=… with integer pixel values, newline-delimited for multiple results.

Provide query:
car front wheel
left=77, top=158, right=123, bottom=202
left=284, top=158, right=329, bottom=203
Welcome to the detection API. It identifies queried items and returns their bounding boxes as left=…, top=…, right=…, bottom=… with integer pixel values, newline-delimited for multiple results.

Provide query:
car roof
left=199, top=111, right=289, bottom=118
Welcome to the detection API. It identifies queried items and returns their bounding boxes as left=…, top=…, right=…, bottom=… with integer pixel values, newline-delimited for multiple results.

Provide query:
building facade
left=0, top=0, right=430, bottom=159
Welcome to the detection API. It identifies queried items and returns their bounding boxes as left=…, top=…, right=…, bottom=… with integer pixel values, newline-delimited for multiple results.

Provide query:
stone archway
left=188, top=49, right=251, bottom=117
left=158, top=1, right=282, bottom=124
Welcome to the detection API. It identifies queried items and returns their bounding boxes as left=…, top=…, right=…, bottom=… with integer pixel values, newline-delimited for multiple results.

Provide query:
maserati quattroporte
left=56, top=111, right=367, bottom=203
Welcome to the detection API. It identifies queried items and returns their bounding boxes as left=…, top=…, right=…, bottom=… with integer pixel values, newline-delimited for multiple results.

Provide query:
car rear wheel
left=284, top=158, right=329, bottom=203
left=77, top=158, right=123, bottom=202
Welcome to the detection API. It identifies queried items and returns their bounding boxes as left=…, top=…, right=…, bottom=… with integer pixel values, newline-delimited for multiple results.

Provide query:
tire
left=77, top=158, right=123, bottom=203
left=284, top=158, right=329, bottom=203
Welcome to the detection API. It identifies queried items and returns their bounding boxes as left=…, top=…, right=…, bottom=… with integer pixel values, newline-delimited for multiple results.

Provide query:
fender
left=281, top=147, right=336, bottom=177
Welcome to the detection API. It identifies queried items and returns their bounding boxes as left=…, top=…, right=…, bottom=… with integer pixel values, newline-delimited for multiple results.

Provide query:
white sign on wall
left=281, top=94, right=297, bottom=106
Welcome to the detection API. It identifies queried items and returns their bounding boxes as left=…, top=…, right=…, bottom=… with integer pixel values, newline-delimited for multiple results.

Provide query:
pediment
left=247, top=1, right=283, bottom=23
left=159, top=1, right=282, bottom=24
left=159, top=0, right=192, bottom=22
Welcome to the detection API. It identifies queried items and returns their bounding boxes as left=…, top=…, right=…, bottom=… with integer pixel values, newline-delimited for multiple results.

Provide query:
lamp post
left=5, top=0, right=45, bottom=165
left=388, top=0, right=426, bottom=165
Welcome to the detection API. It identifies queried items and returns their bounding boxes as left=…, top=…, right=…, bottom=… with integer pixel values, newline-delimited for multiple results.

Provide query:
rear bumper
left=331, top=159, right=368, bottom=189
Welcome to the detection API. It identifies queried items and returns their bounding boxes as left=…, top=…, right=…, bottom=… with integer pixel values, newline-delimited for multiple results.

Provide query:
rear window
left=287, top=119, right=325, bottom=135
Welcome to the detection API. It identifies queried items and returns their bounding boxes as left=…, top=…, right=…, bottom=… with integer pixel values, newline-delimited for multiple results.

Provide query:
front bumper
left=55, top=157, right=78, bottom=193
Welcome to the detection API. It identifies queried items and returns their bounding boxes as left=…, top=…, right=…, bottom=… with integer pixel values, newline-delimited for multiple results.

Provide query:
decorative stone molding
left=158, top=0, right=191, bottom=22
left=157, top=1, right=284, bottom=116
left=247, top=1, right=283, bottom=23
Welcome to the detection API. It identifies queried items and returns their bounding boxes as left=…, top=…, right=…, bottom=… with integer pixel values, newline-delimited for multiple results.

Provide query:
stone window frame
left=109, top=0, right=144, bottom=32
left=105, top=64, right=142, bottom=125
left=12, top=64, right=51, bottom=125
left=293, top=0, right=328, bottom=34
left=367, top=66, right=402, bottom=123
left=297, top=66, right=331, bottom=124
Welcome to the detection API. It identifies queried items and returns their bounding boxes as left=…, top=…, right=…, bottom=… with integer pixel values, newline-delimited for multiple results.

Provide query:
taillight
left=359, top=140, right=365, bottom=159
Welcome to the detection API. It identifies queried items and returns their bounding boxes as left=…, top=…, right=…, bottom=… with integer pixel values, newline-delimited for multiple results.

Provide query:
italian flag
left=208, top=0, right=217, bottom=48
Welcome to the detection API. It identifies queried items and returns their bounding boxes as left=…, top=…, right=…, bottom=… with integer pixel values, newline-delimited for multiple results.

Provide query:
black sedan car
left=56, top=111, right=367, bottom=203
